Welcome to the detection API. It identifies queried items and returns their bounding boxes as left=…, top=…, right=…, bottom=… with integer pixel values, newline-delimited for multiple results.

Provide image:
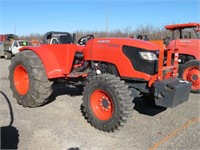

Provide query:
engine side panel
left=83, top=38, right=159, bottom=80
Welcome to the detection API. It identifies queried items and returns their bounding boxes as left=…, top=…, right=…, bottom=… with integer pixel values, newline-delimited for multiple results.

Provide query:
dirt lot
left=0, top=59, right=200, bottom=150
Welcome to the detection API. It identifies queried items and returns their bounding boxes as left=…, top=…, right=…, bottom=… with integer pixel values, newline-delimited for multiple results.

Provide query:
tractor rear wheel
left=82, top=74, right=134, bottom=132
left=9, top=50, right=53, bottom=107
left=180, top=60, right=200, bottom=93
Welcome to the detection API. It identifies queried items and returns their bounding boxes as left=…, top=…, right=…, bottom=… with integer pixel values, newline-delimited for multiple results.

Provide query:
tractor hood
left=83, top=38, right=161, bottom=79
left=88, top=38, right=160, bottom=51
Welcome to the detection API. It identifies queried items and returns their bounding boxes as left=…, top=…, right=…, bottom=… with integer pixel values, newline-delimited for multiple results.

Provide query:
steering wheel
left=163, top=36, right=171, bottom=46
left=78, top=34, right=94, bottom=45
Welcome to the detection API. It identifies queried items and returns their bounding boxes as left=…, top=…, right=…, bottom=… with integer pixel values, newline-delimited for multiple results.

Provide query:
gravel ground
left=0, top=59, right=200, bottom=150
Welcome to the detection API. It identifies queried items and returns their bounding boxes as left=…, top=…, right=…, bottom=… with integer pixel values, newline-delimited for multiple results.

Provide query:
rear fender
left=19, top=44, right=76, bottom=79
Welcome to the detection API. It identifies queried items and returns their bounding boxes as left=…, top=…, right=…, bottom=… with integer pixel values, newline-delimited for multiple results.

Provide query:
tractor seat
left=58, top=35, right=83, bottom=58
left=58, top=35, right=73, bottom=44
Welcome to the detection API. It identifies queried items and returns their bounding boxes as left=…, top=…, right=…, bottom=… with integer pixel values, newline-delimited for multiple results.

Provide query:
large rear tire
left=180, top=60, right=200, bottom=93
left=82, top=74, right=134, bottom=132
left=9, top=50, right=53, bottom=107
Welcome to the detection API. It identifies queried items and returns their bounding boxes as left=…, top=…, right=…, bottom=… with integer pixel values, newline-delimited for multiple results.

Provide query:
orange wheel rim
left=14, top=65, right=29, bottom=95
left=90, top=90, right=114, bottom=121
left=183, top=66, right=200, bottom=90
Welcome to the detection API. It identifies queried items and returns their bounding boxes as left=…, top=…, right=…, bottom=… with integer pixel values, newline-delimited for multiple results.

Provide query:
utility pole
left=106, top=7, right=109, bottom=37
left=14, top=21, right=16, bottom=35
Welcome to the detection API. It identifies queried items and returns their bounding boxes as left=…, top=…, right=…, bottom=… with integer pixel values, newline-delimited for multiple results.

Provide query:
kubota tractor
left=163, top=23, right=200, bottom=93
left=9, top=31, right=191, bottom=132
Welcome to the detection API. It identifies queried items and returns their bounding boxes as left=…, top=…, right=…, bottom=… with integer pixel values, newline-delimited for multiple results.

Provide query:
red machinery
left=0, top=34, right=18, bottom=42
left=0, top=34, right=6, bottom=42
left=164, top=23, right=200, bottom=93
left=0, top=34, right=18, bottom=58
left=9, top=31, right=191, bottom=132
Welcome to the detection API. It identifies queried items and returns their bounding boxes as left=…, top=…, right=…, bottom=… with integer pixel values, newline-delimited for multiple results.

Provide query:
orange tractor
left=148, top=23, right=200, bottom=93
left=9, top=31, right=191, bottom=132
left=164, top=23, right=200, bottom=93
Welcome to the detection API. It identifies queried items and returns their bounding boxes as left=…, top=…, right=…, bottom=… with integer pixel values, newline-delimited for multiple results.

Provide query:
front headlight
left=139, top=52, right=158, bottom=61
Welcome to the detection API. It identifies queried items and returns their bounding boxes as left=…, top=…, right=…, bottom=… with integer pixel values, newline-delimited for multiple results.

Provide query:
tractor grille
left=122, top=45, right=159, bottom=75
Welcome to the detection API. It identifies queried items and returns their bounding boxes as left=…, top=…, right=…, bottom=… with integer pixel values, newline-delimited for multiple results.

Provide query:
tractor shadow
left=46, top=83, right=82, bottom=105
left=46, top=84, right=166, bottom=116
left=133, top=96, right=166, bottom=116
left=0, top=91, right=19, bottom=149
left=68, top=148, right=80, bottom=150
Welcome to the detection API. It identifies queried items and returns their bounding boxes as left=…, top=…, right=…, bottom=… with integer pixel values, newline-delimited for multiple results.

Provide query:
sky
left=0, top=0, right=199, bottom=36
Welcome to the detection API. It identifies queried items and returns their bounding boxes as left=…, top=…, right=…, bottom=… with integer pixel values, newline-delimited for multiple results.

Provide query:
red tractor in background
left=163, top=23, right=200, bottom=93
left=9, top=31, right=191, bottom=132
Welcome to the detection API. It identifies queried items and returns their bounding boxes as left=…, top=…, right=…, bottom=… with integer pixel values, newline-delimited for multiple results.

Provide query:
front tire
left=9, top=50, right=53, bottom=107
left=180, top=60, right=200, bottom=93
left=82, top=74, right=134, bottom=132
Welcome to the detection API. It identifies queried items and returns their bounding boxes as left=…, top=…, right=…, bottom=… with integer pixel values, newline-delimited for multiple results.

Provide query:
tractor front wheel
left=9, top=50, right=53, bottom=107
left=82, top=74, right=134, bottom=132
left=180, top=60, right=200, bottom=93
